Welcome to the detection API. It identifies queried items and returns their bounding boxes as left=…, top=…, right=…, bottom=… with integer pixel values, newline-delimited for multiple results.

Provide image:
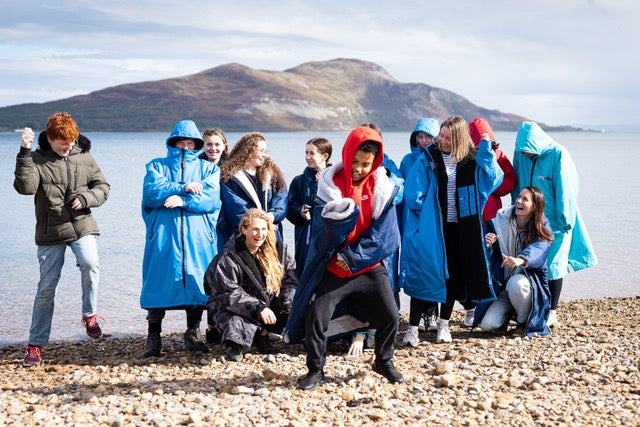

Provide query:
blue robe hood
left=166, top=119, right=205, bottom=151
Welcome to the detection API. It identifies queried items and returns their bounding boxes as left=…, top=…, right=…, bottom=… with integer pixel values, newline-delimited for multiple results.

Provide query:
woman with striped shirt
left=400, top=116, right=504, bottom=344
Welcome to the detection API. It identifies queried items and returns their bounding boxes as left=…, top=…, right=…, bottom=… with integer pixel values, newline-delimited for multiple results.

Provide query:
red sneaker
left=24, top=344, right=42, bottom=367
left=82, top=314, right=104, bottom=339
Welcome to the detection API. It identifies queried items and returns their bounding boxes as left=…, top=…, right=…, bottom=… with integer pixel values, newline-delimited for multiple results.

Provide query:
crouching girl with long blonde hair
left=204, top=209, right=297, bottom=361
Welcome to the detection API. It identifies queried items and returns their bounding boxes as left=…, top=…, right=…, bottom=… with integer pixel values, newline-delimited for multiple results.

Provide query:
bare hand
left=185, top=182, right=203, bottom=194
left=21, top=127, right=34, bottom=149
left=301, top=204, right=311, bottom=221
left=480, top=132, right=491, bottom=141
left=485, top=233, right=498, bottom=247
left=70, top=197, right=84, bottom=210
left=501, top=254, right=526, bottom=268
left=336, top=258, right=349, bottom=271
left=347, top=334, right=365, bottom=357
left=260, top=307, right=277, bottom=325
left=267, top=212, right=275, bottom=223
left=164, top=195, right=184, bottom=208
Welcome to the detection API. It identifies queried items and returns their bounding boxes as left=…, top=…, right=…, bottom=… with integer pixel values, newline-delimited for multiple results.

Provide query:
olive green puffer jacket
left=14, top=132, right=110, bottom=245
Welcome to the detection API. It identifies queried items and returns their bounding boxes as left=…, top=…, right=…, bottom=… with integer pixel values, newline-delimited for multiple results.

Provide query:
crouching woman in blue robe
left=474, top=186, right=554, bottom=337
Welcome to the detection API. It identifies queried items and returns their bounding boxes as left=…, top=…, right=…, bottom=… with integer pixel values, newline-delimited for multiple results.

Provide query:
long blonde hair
left=239, top=209, right=284, bottom=295
left=438, top=115, right=475, bottom=163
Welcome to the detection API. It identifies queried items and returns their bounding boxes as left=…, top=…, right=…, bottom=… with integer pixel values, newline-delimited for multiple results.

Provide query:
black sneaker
left=297, top=370, right=325, bottom=390
left=225, top=341, right=243, bottom=361
left=184, top=328, right=209, bottom=353
left=205, top=327, right=222, bottom=345
left=253, top=333, right=277, bottom=354
left=143, top=332, right=161, bottom=358
left=372, top=360, right=404, bottom=383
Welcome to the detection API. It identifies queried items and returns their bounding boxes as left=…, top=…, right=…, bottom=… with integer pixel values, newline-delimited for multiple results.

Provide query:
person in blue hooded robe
left=400, top=115, right=503, bottom=345
left=474, top=186, right=554, bottom=337
left=140, top=119, right=221, bottom=357
left=398, top=117, right=441, bottom=340
left=512, top=122, right=597, bottom=327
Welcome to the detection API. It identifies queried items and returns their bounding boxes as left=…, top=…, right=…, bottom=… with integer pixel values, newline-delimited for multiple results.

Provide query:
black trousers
left=146, top=306, right=204, bottom=333
left=304, top=265, right=399, bottom=372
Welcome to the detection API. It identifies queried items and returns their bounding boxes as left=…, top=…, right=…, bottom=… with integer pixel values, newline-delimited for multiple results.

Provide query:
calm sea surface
left=1, top=130, right=638, bottom=345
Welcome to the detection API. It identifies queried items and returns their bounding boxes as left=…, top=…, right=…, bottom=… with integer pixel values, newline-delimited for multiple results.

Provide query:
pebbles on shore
left=1, top=297, right=639, bottom=426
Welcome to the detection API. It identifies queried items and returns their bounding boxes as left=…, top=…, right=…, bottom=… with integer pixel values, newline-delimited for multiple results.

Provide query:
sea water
left=1, top=130, right=638, bottom=345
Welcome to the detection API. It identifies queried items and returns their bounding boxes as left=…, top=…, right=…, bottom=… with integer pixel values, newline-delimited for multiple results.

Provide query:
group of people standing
left=14, top=112, right=597, bottom=391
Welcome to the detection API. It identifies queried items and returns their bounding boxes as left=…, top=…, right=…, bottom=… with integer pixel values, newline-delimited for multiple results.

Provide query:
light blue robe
left=512, top=122, right=597, bottom=280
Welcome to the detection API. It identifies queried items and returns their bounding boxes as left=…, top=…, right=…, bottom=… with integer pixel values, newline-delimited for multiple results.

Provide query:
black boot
left=143, top=332, right=161, bottom=357
left=184, top=328, right=209, bottom=352
left=372, top=359, right=404, bottom=383
left=253, top=332, right=277, bottom=355
left=205, top=327, right=222, bottom=345
left=297, top=370, right=325, bottom=390
left=225, top=341, right=243, bottom=361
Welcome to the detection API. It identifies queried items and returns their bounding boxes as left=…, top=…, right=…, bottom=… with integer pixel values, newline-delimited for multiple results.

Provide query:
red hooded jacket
left=469, top=118, right=517, bottom=222
left=327, top=126, right=383, bottom=278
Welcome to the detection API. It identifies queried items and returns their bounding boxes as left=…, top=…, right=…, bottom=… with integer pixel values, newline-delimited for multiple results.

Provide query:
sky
left=1, top=0, right=638, bottom=129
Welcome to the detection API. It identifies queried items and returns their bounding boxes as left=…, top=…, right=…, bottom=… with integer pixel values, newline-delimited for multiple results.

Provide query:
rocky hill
left=0, top=58, right=565, bottom=132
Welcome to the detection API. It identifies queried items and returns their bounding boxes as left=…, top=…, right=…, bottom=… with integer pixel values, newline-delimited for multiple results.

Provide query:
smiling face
left=305, top=142, right=328, bottom=170
left=515, top=188, right=535, bottom=219
left=438, top=126, right=452, bottom=153
left=49, top=138, right=75, bottom=157
left=351, top=149, right=375, bottom=185
left=203, top=135, right=225, bottom=164
left=241, top=217, right=268, bottom=254
left=248, top=139, right=268, bottom=170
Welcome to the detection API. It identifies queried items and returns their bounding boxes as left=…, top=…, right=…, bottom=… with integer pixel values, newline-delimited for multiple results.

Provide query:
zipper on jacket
left=181, top=149, right=186, bottom=290
left=65, top=157, right=80, bottom=239
left=529, top=157, right=538, bottom=186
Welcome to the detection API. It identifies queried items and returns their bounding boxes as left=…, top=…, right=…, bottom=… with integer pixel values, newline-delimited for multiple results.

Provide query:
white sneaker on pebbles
left=463, top=308, right=475, bottom=327
left=402, top=326, right=420, bottom=347
left=436, top=323, right=452, bottom=343
left=427, top=315, right=438, bottom=332
left=547, top=310, right=558, bottom=328
left=418, top=317, right=426, bottom=332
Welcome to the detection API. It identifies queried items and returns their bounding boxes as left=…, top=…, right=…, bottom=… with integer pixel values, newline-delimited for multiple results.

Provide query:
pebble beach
left=1, top=297, right=639, bottom=426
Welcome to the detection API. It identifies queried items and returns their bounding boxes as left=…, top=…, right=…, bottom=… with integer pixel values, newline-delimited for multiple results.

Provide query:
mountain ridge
left=0, top=58, right=575, bottom=132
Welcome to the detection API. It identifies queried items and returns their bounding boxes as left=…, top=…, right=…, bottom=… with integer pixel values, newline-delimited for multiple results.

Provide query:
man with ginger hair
left=14, top=112, right=110, bottom=367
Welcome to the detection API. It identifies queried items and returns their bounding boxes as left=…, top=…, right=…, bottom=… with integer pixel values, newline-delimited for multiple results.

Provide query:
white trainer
left=547, top=310, right=558, bottom=327
left=436, top=323, right=452, bottom=343
left=427, top=315, right=438, bottom=331
left=418, top=316, right=426, bottom=332
left=463, top=308, right=475, bottom=327
left=402, top=326, right=420, bottom=347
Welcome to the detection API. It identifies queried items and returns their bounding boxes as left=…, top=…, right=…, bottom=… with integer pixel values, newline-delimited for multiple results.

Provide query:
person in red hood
left=469, top=118, right=517, bottom=223
left=295, top=126, right=403, bottom=390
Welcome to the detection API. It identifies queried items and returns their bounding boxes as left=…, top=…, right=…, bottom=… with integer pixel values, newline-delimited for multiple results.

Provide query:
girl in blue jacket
left=286, top=137, right=332, bottom=278
left=400, top=116, right=503, bottom=344
left=140, top=119, right=221, bottom=357
left=219, top=132, right=287, bottom=245
left=475, top=186, right=554, bottom=337
left=512, top=122, right=597, bottom=327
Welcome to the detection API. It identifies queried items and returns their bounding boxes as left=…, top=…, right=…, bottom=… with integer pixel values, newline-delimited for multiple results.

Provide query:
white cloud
left=0, top=0, right=638, bottom=126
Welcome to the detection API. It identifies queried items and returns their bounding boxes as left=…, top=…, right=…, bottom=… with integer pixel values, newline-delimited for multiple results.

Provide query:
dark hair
left=360, top=122, right=382, bottom=137
left=513, top=185, right=554, bottom=246
left=357, top=140, right=381, bottom=158
left=307, top=137, right=332, bottom=160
